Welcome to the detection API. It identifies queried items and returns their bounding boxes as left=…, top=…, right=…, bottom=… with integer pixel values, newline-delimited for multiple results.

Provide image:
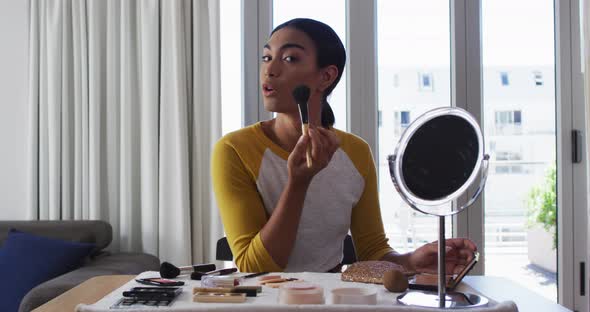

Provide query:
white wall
left=0, top=0, right=29, bottom=220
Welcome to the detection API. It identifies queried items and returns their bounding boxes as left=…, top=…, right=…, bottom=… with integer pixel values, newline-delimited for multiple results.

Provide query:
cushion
left=0, top=221, right=112, bottom=255
left=0, top=229, right=95, bottom=312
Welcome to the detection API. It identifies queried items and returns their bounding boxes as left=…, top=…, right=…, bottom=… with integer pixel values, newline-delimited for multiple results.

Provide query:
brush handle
left=302, top=123, right=312, bottom=168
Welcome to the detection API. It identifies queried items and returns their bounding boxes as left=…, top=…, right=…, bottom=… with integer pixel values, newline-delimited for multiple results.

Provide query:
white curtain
left=27, top=0, right=223, bottom=265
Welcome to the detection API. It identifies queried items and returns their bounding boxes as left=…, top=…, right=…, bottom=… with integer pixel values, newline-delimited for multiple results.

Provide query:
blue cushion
left=0, top=229, right=95, bottom=312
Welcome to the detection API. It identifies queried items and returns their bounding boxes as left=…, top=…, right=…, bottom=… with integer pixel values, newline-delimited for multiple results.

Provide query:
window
left=377, top=0, right=452, bottom=253
left=393, top=111, right=411, bottom=136
left=489, top=140, right=496, bottom=152
left=495, top=110, right=522, bottom=125
left=495, top=111, right=511, bottom=125
left=514, top=110, right=522, bottom=124
left=400, top=111, right=410, bottom=127
left=495, top=150, right=522, bottom=161
left=500, top=72, right=510, bottom=86
left=494, top=110, right=522, bottom=134
left=393, top=111, right=412, bottom=137
left=220, top=0, right=243, bottom=134
left=418, top=72, right=434, bottom=91
left=494, top=165, right=525, bottom=175
left=483, top=0, right=558, bottom=303
left=495, top=165, right=510, bottom=174
left=533, top=71, right=543, bottom=86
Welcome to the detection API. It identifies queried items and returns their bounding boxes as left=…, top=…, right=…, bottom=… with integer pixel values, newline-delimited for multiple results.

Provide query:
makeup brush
left=160, top=261, right=217, bottom=278
left=292, top=85, right=312, bottom=168
left=191, top=267, right=238, bottom=280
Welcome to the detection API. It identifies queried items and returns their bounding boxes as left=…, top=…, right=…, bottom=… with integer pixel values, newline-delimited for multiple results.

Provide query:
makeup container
left=201, top=275, right=241, bottom=288
left=278, top=283, right=324, bottom=305
left=258, top=275, right=281, bottom=282
left=331, top=288, right=377, bottom=305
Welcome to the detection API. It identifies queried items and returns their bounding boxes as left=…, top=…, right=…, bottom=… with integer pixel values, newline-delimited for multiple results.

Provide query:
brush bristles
left=292, top=85, right=310, bottom=124
left=160, top=261, right=180, bottom=278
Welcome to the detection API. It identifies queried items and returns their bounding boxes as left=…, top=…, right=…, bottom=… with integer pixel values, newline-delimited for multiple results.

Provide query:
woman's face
left=260, top=27, right=323, bottom=116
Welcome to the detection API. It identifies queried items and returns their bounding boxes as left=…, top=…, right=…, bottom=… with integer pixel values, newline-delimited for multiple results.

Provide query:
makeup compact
left=409, top=252, right=479, bottom=291
left=278, top=283, right=324, bottom=304
left=200, top=275, right=241, bottom=288
left=331, top=288, right=377, bottom=305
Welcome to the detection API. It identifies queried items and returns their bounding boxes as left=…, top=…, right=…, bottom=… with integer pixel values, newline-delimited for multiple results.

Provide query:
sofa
left=0, top=220, right=160, bottom=312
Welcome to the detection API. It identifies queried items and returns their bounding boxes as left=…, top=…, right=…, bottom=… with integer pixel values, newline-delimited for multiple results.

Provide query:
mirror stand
left=397, top=216, right=489, bottom=308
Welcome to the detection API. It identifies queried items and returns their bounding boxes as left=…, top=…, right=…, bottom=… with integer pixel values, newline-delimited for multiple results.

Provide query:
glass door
left=220, top=0, right=244, bottom=135
left=481, top=0, right=557, bottom=302
left=376, top=0, right=452, bottom=252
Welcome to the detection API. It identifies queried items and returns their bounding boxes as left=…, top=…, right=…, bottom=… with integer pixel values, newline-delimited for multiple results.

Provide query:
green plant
left=526, top=164, right=557, bottom=249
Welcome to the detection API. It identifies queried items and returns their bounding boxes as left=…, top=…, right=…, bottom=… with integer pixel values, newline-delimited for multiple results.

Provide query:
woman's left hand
left=406, top=238, right=477, bottom=274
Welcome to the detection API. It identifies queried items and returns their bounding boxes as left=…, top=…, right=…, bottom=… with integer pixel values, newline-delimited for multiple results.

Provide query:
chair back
left=216, top=234, right=358, bottom=264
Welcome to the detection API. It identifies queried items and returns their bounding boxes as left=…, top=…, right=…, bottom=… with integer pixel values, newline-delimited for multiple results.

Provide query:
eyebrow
left=263, top=43, right=306, bottom=51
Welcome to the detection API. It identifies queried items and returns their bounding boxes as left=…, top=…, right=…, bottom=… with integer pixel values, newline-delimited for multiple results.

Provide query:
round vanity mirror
left=387, top=107, right=490, bottom=308
left=388, top=107, right=489, bottom=216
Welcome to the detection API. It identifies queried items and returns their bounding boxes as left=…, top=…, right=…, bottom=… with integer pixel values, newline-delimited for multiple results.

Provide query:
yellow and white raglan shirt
left=212, top=122, right=393, bottom=273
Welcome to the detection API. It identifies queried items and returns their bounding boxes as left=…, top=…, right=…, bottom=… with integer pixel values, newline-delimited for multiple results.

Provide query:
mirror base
left=397, top=290, right=489, bottom=309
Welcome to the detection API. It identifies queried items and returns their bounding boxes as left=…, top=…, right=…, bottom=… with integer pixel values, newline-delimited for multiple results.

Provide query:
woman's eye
left=283, top=56, right=297, bottom=62
left=261, top=55, right=271, bottom=62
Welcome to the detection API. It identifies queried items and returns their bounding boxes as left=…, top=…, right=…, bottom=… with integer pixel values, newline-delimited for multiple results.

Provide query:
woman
left=212, top=18, right=476, bottom=273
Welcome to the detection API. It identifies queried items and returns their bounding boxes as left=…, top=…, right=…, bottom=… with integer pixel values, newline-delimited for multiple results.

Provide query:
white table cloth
left=76, top=271, right=518, bottom=312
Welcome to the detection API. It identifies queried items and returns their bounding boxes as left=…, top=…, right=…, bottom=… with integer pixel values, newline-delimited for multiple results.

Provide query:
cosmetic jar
left=278, top=282, right=324, bottom=304
left=331, top=288, right=377, bottom=305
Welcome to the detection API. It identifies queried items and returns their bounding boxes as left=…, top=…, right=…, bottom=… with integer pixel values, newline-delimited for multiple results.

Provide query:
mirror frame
left=388, top=107, right=488, bottom=216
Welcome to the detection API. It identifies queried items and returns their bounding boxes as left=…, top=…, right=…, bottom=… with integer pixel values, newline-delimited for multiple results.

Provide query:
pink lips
left=262, top=83, right=276, bottom=96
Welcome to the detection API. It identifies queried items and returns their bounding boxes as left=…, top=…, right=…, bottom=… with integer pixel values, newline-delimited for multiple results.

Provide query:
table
left=33, top=275, right=134, bottom=312
left=462, top=276, right=571, bottom=312
left=34, top=273, right=570, bottom=312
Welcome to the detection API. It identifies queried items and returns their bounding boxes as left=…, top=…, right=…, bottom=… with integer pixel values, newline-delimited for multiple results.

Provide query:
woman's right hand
left=287, top=126, right=340, bottom=185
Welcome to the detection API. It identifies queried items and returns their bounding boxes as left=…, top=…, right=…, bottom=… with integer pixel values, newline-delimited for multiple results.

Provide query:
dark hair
left=271, top=18, right=346, bottom=128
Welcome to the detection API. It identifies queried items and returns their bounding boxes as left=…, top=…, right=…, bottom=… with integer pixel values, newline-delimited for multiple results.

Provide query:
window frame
left=240, top=1, right=586, bottom=309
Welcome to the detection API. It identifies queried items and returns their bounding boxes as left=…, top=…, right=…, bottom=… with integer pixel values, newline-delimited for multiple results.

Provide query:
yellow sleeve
left=348, top=142, right=394, bottom=261
left=211, top=138, right=283, bottom=272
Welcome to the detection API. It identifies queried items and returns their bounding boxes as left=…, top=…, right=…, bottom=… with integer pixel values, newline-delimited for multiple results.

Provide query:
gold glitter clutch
left=341, top=261, right=409, bottom=284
